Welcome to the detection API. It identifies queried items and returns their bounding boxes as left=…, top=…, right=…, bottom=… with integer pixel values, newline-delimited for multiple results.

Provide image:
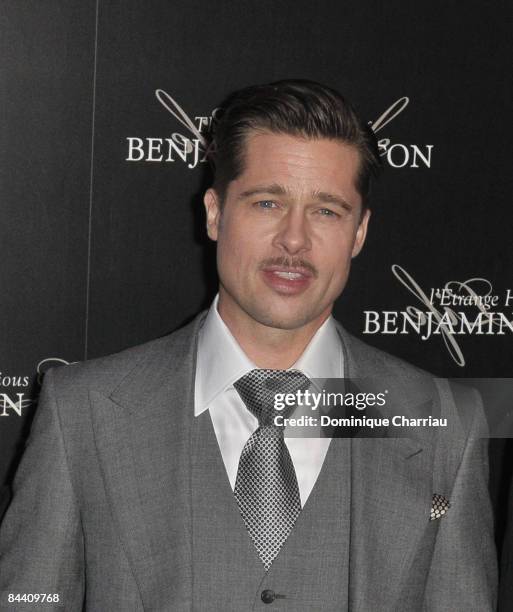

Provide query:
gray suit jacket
left=0, top=313, right=498, bottom=611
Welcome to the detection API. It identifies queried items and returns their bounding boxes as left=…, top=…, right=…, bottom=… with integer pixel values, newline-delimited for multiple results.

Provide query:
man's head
left=210, top=79, right=381, bottom=210
left=204, top=79, right=381, bottom=335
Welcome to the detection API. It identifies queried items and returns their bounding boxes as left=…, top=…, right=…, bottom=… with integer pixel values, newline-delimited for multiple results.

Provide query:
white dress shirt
left=194, top=296, right=344, bottom=507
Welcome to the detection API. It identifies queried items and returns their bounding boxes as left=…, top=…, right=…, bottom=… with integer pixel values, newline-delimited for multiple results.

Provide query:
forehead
left=234, top=131, right=362, bottom=202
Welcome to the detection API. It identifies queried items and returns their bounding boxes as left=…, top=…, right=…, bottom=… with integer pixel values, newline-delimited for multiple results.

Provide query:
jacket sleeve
left=423, top=388, right=498, bottom=611
left=0, top=368, right=84, bottom=611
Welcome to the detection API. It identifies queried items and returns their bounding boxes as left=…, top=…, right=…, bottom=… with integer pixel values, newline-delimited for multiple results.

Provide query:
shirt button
left=261, top=589, right=276, bottom=604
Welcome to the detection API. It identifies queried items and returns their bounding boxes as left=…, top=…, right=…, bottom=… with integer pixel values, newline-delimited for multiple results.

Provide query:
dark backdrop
left=1, top=1, right=512, bottom=605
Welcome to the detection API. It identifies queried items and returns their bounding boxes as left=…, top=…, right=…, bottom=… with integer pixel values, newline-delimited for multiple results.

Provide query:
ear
left=351, top=208, right=371, bottom=258
left=203, top=188, right=221, bottom=241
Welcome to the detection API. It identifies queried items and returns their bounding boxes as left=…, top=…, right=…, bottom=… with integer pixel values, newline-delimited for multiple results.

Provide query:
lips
left=273, top=271, right=306, bottom=280
left=261, top=266, right=314, bottom=295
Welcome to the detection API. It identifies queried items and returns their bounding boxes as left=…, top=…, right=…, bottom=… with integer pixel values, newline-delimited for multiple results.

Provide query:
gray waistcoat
left=191, top=411, right=351, bottom=611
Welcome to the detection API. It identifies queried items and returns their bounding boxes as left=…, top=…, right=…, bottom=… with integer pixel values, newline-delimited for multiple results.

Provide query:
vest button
left=261, top=589, right=276, bottom=604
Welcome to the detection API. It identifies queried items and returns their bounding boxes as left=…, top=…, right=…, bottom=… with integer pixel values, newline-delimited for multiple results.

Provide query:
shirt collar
left=194, top=295, right=344, bottom=415
left=291, top=315, right=343, bottom=382
left=195, top=295, right=255, bottom=415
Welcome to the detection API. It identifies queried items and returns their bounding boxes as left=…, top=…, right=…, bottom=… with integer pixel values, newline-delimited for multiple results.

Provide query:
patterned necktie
left=233, top=369, right=310, bottom=571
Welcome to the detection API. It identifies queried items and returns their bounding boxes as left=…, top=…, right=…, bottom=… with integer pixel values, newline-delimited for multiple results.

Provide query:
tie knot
left=234, top=369, right=310, bottom=425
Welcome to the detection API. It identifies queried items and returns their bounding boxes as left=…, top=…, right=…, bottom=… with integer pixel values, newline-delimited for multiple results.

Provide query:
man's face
left=204, top=131, right=370, bottom=332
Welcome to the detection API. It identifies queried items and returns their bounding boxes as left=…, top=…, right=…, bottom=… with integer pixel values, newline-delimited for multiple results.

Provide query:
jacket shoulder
left=338, top=323, right=484, bottom=433
left=48, top=313, right=204, bottom=398
left=336, top=322, right=432, bottom=379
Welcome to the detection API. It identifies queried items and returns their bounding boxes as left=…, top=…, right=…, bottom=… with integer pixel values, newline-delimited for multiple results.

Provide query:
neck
left=217, top=296, right=330, bottom=369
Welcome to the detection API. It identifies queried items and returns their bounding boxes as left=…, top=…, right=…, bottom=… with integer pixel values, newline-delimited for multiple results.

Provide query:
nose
left=272, top=208, right=312, bottom=255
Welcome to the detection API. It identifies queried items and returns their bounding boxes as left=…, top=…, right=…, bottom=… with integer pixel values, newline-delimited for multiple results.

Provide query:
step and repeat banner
left=2, top=0, right=512, bottom=604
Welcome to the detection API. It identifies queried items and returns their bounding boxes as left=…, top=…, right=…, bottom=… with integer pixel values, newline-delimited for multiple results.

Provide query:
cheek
left=217, top=222, right=258, bottom=273
left=220, top=216, right=269, bottom=257
left=316, top=232, right=355, bottom=272
left=217, top=217, right=241, bottom=254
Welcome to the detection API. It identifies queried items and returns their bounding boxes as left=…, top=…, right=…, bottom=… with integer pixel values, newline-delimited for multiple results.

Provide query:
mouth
left=261, top=266, right=314, bottom=295
left=272, top=271, right=307, bottom=280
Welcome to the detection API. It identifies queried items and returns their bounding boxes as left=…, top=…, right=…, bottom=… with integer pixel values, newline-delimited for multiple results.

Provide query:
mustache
left=259, top=257, right=318, bottom=278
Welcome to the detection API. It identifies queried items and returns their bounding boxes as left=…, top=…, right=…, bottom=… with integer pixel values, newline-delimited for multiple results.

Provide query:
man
left=0, top=80, right=497, bottom=610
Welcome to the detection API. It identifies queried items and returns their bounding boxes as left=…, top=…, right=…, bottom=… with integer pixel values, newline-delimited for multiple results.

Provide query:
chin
left=247, top=305, right=321, bottom=331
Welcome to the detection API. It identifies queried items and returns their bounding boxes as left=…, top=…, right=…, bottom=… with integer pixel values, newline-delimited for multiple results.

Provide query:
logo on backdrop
left=0, top=358, right=72, bottom=417
left=368, top=97, right=433, bottom=169
left=125, top=91, right=433, bottom=170
left=0, top=373, right=32, bottom=417
left=363, top=265, right=513, bottom=366
left=126, top=90, right=217, bottom=169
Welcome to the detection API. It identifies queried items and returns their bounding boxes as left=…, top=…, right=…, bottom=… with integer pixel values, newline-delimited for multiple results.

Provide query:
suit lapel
left=89, top=314, right=205, bottom=609
left=336, top=325, right=437, bottom=610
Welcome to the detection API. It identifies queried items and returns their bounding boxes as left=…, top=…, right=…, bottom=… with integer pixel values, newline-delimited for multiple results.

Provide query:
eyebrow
left=237, top=183, right=353, bottom=210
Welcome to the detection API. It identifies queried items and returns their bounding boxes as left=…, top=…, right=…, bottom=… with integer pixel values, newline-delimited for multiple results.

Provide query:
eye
left=256, top=200, right=278, bottom=209
left=317, top=208, right=339, bottom=217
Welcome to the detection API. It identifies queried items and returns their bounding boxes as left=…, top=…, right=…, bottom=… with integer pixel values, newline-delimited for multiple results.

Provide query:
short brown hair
left=210, top=79, right=382, bottom=208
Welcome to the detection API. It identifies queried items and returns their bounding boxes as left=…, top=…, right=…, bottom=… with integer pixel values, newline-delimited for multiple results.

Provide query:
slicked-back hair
left=210, top=79, right=382, bottom=209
